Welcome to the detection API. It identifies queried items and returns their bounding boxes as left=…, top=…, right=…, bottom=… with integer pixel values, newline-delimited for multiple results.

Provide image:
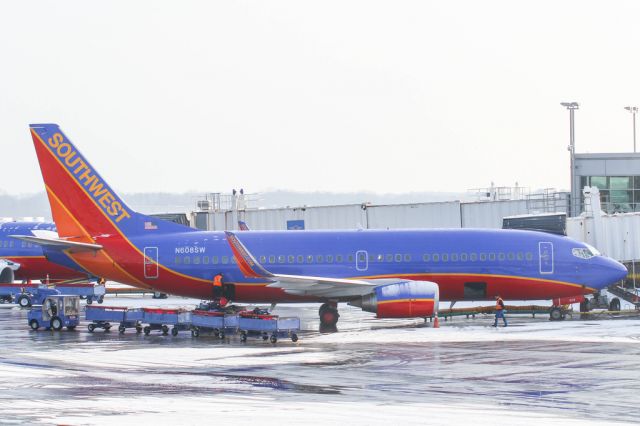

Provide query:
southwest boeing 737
left=0, top=221, right=90, bottom=283
left=17, top=124, right=627, bottom=326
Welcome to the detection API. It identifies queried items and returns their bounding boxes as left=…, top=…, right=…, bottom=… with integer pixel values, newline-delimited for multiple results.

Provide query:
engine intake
left=350, top=280, right=439, bottom=318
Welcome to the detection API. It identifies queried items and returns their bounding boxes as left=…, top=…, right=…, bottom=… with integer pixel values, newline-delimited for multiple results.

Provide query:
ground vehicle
left=86, top=305, right=143, bottom=333
left=27, top=295, right=80, bottom=331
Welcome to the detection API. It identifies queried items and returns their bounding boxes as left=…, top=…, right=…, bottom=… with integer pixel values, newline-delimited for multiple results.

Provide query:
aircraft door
left=144, top=247, right=159, bottom=279
left=539, top=242, right=554, bottom=274
left=356, top=250, right=368, bottom=271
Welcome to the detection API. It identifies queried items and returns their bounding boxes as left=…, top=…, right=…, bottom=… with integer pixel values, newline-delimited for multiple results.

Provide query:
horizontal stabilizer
left=10, top=235, right=103, bottom=252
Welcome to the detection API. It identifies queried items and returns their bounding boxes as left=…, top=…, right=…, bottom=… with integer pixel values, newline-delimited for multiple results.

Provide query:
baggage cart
left=238, top=309, right=300, bottom=343
left=142, top=307, right=191, bottom=336
left=54, top=283, right=106, bottom=304
left=190, top=310, right=240, bottom=338
left=85, top=305, right=144, bottom=334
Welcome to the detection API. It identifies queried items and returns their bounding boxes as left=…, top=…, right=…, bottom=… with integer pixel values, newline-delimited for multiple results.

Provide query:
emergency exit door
left=144, top=247, right=159, bottom=279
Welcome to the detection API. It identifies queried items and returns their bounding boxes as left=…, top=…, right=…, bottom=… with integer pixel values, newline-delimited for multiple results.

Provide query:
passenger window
left=222, top=256, right=229, bottom=264
left=184, top=256, right=191, bottom=265
left=460, top=253, right=468, bottom=261
left=260, top=256, right=266, bottom=263
left=288, top=255, right=295, bottom=263
left=508, top=252, right=515, bottom=261
left=395, top=254, right=402, bottom=262
left=386, top=254, right=394, bottom=262
left=9, top=241, right=13, bottom=248
left=317, top=255, right=324, bottom=263
left=470, top=253, right=477, bottom=261
left=193, top=256, right=201, bottom=264
left=423, top=254, right=430, bottom=262
left=326, top=255, right=334, bottom=263
left=269, top=255, right=276, bottom=264
left=358, top=252, right=366, bottom=262
left=480, top=253, right=487, bottom=261
left=348, top=255, right=354, bottom=262
left=336, top=255, right=343, bottom=263
left=498, top=253, right=505, bottom=261
left=433, top=254, right=440, bottom=262
left=526, top=252, right=533, bottom=261
left=21, top=241, right=26, bottom=248
left=307, top=255, right=314, bottom=263
left=231, top=257, right=237, bottom=264
left=297, top=255, right=304, bottom=263
left=451, top=253, right=458, bottom=262
left=278, top=255, right=285, bottom=264
left=212, top=256, right=219, bottom=264
left=517, top=252, right=524, bottom=261
left=442, top=254, right=448, bottom=262
left=175, top=256, right=181, bottom=264
left=489, top=253, right=496, bottom=261
left=377, top=254, right=383, bottom=262
left=404, top=254, right=411, bottom=262
left=203, top=256, right=210, bottom=265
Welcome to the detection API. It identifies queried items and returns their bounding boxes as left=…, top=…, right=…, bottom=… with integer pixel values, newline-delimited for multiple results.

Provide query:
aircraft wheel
left=50, top=316, right=63, bottom=331
left=610, top=298, right=621, bottom=312
left=549, top=307, right=563, bottom=321
left=29, top=319, right=39, bottom=330
left=320, top=306, right=340, bottom=327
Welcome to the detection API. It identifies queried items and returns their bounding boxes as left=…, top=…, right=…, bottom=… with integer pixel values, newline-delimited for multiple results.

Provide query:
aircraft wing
left=225, top=231, right=401, bottom=298
left=9, top=235, right=103, bottom=252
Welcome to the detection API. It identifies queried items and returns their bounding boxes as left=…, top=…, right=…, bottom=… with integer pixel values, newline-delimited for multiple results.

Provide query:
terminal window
left=580, top=175, right=640, bottom=213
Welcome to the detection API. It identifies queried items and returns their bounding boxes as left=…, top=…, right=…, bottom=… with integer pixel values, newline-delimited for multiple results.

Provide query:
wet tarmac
left=1, top=296, right=639, bottom=425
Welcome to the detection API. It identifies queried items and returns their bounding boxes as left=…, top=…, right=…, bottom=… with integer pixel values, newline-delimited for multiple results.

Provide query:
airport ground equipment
left=438, top=304, right=573, bottom=321
left=86, top=305, right=144, bottom=333
left=8, top=286, right=60, bottom=308
left=27, top=295, right=80, bottom=331
left=142, top=307, right=191, bottom=336
left=238, top=309, right=300, bottom=343
left=606, top=284, right=640, bottom=310
left=190, top=310, right=240, bottom=338
left=0, top=283, right=45, bottom=305
left=54, top=283, right=105, bottom=304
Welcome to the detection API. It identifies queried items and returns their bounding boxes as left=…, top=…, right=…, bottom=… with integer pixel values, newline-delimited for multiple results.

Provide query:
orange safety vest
left=495, top=298, right=504, bottom=310
left=213, top=275, right=223, bottom=288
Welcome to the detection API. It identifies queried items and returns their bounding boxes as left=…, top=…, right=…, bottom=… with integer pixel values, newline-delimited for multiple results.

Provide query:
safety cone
left=433, top=315, right=440, bottom=328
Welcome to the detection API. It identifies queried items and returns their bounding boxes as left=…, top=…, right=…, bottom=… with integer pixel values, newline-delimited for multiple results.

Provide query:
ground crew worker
left=493, top=295, right=507, bottom=327
left=213, top=273, right=223, bottom=299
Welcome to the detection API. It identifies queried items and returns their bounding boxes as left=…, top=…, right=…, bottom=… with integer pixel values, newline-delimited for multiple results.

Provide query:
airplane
left=0, top=221, right=90, bottom=283
left=19, top=123, right=628, bottom=327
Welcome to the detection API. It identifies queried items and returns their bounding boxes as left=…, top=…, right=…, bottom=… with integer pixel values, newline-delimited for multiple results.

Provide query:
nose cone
left=606, top=258, right=628, bottom=285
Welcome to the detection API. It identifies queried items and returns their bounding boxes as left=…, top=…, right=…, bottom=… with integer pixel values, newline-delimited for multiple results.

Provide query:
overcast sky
left=1, top=1, right=639, bottom=197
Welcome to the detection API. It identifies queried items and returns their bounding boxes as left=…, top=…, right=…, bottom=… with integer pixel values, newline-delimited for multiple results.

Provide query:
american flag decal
left=144, top=221, right=158, bottom=230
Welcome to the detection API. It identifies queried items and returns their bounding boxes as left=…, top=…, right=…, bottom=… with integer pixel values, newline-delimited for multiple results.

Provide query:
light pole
left=624, top=106, right=637, bottom=153
left=561, top=102, right=579, bottom=216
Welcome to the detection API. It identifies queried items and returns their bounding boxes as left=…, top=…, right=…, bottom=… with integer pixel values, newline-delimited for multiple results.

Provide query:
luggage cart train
left=80, top=304, right=300, bottom=343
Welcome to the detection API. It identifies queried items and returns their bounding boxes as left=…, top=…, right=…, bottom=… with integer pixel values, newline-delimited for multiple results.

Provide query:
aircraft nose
left=608, top=259, right=628, bottom=283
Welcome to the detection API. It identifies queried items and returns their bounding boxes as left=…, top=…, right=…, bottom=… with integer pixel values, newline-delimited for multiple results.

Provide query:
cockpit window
left=572, top=245, right=600, bottom=259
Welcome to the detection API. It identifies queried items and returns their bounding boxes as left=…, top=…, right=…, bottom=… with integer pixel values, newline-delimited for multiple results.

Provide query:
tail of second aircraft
left=29, top=123, right=195, bottom=241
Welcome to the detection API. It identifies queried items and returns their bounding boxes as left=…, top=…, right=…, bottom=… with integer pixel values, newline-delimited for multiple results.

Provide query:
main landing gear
left=319, top=302, right=339, bottom=328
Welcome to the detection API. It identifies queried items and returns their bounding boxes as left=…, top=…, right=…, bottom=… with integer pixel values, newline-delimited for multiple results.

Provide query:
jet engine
left=349, top=280, right=439, bottom=318
left=0, top=260, right=16, bottom=283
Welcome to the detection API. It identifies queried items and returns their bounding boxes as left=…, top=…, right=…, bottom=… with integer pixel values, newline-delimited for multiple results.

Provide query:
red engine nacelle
left=349, top=280, right=440, bottom=318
